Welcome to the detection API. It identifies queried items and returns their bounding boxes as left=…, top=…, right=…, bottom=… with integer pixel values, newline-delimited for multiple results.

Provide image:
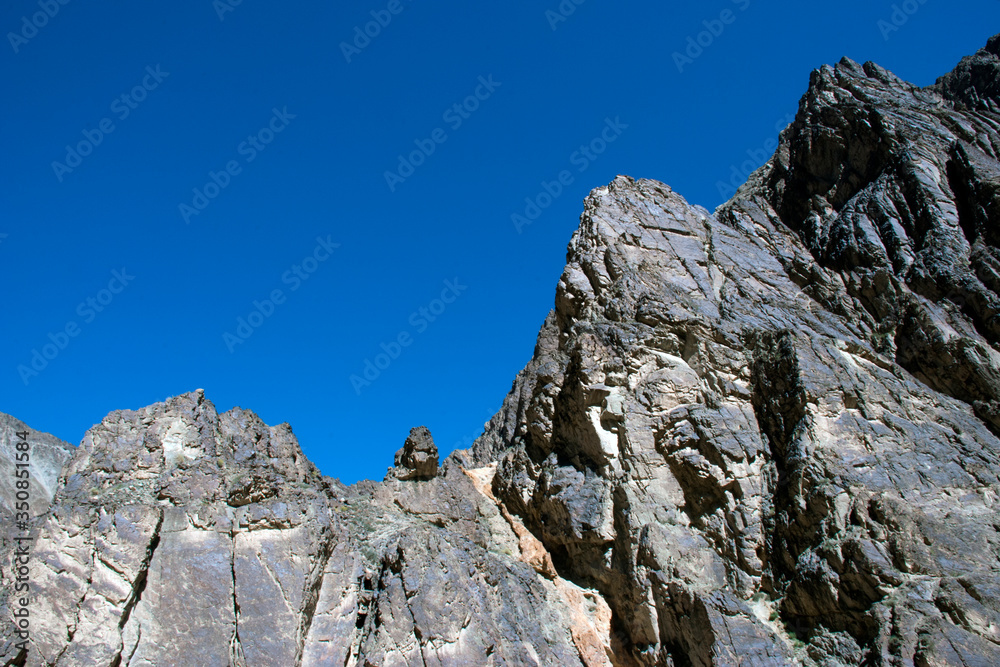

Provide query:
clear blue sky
left=2, top=1, right=996, bottom=484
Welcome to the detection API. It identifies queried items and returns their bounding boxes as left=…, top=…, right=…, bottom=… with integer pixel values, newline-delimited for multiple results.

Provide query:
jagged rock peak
left=389, top=425, right=439, bottom=481
left=54, top=388, right=324, bottom=509
left=10, top=389, right=336, bottom=666
left=8, top=33, right=1000, bottom=667
left=934, top=33, right=1000, bottom=111
left=472, top=33, right=1000, bottom=666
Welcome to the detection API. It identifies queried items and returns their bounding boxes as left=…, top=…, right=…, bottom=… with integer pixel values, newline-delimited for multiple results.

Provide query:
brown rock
left=391, top=426, right=439, bottom=481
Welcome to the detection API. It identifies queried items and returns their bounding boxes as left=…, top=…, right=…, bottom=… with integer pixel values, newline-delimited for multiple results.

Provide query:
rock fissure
left=117, top=510, right=162, bottom=632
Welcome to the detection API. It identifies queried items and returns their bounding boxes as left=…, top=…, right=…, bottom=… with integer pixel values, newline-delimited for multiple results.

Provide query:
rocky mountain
left=6, top=35, right=1000, bottom=667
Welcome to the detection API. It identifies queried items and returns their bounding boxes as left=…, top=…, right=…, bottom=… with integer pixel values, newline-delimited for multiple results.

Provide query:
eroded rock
left=8, top=34, right=1000, bottom=667
left=390, top=426, right=439, bottom=481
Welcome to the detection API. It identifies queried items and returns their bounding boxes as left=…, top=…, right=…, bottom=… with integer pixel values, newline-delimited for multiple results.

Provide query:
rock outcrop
left=0, top=413, right=75, bottom=521
left=0, top=415, right=74, bottom=663
left=388, top=426, right=439, bottom=481
left=6, top=35, right=1000, bottom=667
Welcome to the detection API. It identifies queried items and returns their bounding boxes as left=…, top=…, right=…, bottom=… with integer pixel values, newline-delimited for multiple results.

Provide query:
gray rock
left=8, top=33, right=1000, bottom=667
left=0, top=414, right=74, bottom=663
left=390, top=426, right=439, bottom=481
left=0, top=412, right=74, bottom=519
left=473, top=33, right=1000, bottom=665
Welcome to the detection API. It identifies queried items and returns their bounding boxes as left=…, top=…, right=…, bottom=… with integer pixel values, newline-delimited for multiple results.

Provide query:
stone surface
left=0, top=414, right=74, bottom=521
left=6, top=35, right=1000, bottom=667
left=389, top=426, right=439, bottom=481
left=475, top=34, right=1000, bottom=665
left=0, top=414, right=74, bottom=663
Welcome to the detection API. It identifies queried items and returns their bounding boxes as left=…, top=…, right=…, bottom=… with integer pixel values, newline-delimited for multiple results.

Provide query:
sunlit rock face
left=476, top=35, right=1000, bottom=666
left=7, top=35, right=1000, bottom=667
left=0, top=414, right=74, bottom=661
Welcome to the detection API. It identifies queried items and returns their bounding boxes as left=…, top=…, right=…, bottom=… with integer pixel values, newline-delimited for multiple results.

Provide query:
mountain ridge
left=6, top=34, right=1000, bottom=666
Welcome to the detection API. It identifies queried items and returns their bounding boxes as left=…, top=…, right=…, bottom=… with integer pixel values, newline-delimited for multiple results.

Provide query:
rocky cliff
left=0, top=414, right=74, bottom=663
left=6, top=35, right=1000, bottom=667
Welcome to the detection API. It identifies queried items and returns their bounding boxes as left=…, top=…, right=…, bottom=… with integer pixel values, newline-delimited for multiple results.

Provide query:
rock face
left=7, top=35, right=1000, bottom=666
left=0, top=415, right=74, bottom=662
left=11, top=392, right=610, bottom=666
left=389, top=426, right=439, bottom=481
left=0, top=413, right=75, bottom=520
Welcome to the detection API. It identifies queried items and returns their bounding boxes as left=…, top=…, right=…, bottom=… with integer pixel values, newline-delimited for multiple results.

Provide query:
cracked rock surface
left=7, top=35, right=1000, bottom=667
left=0, top=414, right=74, bottom=661
left=471, top=35, right=1000, bottom=666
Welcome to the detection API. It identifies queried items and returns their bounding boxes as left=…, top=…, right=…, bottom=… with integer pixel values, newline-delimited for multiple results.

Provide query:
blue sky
left=2, top=1, right=996, bottom=484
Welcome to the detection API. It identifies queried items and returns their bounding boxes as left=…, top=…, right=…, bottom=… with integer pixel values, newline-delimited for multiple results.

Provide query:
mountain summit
left=7, top=35, right=1000, bottom=666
